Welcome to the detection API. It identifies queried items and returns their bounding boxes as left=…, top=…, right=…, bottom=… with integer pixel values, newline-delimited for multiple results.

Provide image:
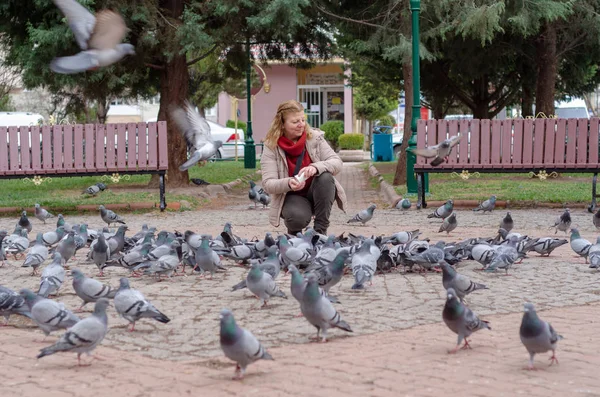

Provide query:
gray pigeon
left=38, top=252, right=66, bottom=298
left=442, top=288, right=490, bottom=354
left=531, top=237, right=568, bottom=257
left=439, top=262, right=488, bottom=302
left=114, top=278, right=170, bottom=331
left=499, top=212, right=514, bottom=233
left=519, top=302, right=563, bottom=370
left=410, top=134, right=461, bottom=166
left=405, top=241, right=445, bottom=272
left=589, top=237, right=600, bottom=269
left=350, top=239, right=379, bottom=289
left=20, top=288, right=80, bottom=336
left=439, top=212, right=458, bottom=235
left=219, top=308, right=273, bottom=380
left=41, top=226, right=66, bottom=247
left=193, top=235, right=222, bottom=278
left=0, top=230, right=6, bottom=266
left=22, top=232, right=49, bottom=275
left=90, top=233, right=111, bottom=276
left=37, top=298, right=109, bottom=366
left=569, top=228, right=591, bottom=263
left=395, top=198, right=411, bottom=210
left=288, top=264, right=340, bottom=306
left=311, top=250, right=350, bottom=294
left=347, top=204, right=376, bottom=225
left=6, top=229, right=30, bottom=259
left=170, top=101, right=224, bottom=170
left=594, top=208, right=600, bottom=230
left=300, top=275, right=353, bottom=342
left=83, top=184, right=101, bottom=196
left=473, top=195, right=496, bottom=213
left=485, top=236, right=520, bottom=274
left=99, top=205, right=126, bottom=226
left=34, top=203, right=54, bottom=224
left=18, top=211, right=33, bottom=233
left=248, top=181, right=267, bottom=209
left=71, top=268, right=117, bottom=311
left=142, top=241, right=181, bottom=279
left=551, top=208, right=571, bottom=235
left=0, top=285, right=32, bottom=325
left=231, top=246, right=281, bottom=292
left=56, top=231, right=77, bottom=265
left=50, top=0, right=135, bottom=74
left=246, top=262, right=287, bottom=307
left=428, top=199, right=453, bottom=220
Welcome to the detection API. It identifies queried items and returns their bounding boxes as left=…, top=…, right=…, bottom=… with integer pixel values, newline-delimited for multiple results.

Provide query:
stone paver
left=0, top=164, right=599, bottom=395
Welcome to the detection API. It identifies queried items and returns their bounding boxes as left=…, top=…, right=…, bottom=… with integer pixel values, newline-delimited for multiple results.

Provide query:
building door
left=323, top=89, right=344, bottom=123
left=297, top=85, right=322, bottom=127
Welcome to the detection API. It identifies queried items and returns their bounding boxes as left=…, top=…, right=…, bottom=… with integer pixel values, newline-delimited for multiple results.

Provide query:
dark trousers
left=281, top=172, right=336, bottom=235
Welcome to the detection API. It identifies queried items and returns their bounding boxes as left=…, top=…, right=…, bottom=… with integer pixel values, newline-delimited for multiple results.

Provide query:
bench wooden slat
left=424, top=120, right=437, bottom=166
left=0, top=127, right=8, bottom=174
left=437, top=119, right=446, bottom=146
left=63, top=124, right=75, bottom=173
left=590, top=118, right=600, bottom=166
left=52, top=125, right=64, bottom=172
left=84, top=124, right=95, bottom=171
left=543, top=119, right=556, bottom=165
left=106, top=124, right=117, bottom=171
left=147, top=122, right=158, bottom=169
left=512, top=119, right=524, bottom=166
left=116, top=123, right=127, bottom=170
left=522, top=119, right=534, bottom=166
left=468, top=119, right=480, bottom=168
left=125, top=123, right=137, bottom=170
left=554, top=119, right=567, bottom=168
left=129, top=123, right=143, bottom=169
left=41, top=126, right=53, bottom=173
left=19, top=126, right=31, bottom=172
left=8, top=127, right=19, bottom=174
left=416, top=120, right=428, bottom=166
left=457, top=119, right=469, bottom=166
left=565, top=119, right=577, bottom=167
left=500, top=120, right=513, bottom=168
left=137, top=122, right=148, bottom=170
left=95, top=124, right=106, bottom=171
left=479, top=119, right=491, bottom=167
left=447, top=120, right=459, bottom=164
left=576, top=118, right=589, bottom=168
left=74, top=125, right=84, bottom=170
left=157, top=121, right=169, bottom=170
left=490, top=120, right=501, bottom=168
left=532, top=119, right=545, bottom=167
left=31, top=126, right=42, bottom=173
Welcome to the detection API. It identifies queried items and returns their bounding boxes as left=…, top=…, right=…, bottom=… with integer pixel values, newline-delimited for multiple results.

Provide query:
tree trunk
left=96, top=100, right=108, bottom=124
left=521, top=82, right=534, bottom=118
left=472, top=102, right=490, bottom=119
left=393, top=63, right=413, bottom=186
left=535, top=24, right=557, bottom=117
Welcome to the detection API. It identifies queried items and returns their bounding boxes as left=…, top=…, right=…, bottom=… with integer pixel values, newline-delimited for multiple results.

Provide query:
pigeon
left=473, top=195, right=496, bottom=213
left=589, top=237, right=600, bottom=269
left=114, top=278, right=170, bottom=331
left=193, top=235, right=222, bottom=278
left=50, top=0, right=135, bottom=74
left=34, top=204, right=54, bottom=224
left=90, top=234, right=111, bottom=276
left=170, top=101, right=224, bottom=170
left=594, top=208, right=600, bottom=230
left=248, top=181, right=270, bottom=209
left=18, top=211, right=33, bottom=233
left=20, top=288, right=80, bottom=336
left=6, top=229, right=29, bottom=259
left=551, top=208, right=571, bottom=235
left=191, top=178, right=210, bottom=186
left=38, top=252, right=66, bottom=298
left=428, top=199, right=453, bottom=220
left=350, top=239, right=379, bottom=289
left=485, top=236, right=520, bottom=274
left=569, top=228, right=591, bottom=263
left=405, top=241, right=445, bottom=272
left=288, top=264, right=340, bottom=306
left=347, top=204, right=376, bottom=225
left=519, top=302, right=563, bottom=370
left=499, top=212, right=514, bottom=233
left=395, top=198, right=411, bottom=210
left=83, top=184, right=101, bottom=196
left=442, top=288, right=490, bottom=354
left=410, top=134, right=461, bottom=166
left=55, top=231, right=77, bottom=265
left=22, top=232, right=49, bottom=275
left=231, top=246, right=281, bottom=292
left=37, top=298, right=109, bottom=366
left=531, top=237, right=568, bottom=257
left=0, top=285, right=32, bottom=325
left=439, top=262, right=488, bottom=302
left=0, top=230, right=6, bottom=266
left=99, top=205, right=126, bottom=226
left=439, top=212, right=458, bottom=234
left=219, top=308, right=273, bottom=380
left=142, top=241, right=181, bottom=279
left=71, top=269, right=117, bottom=311
left=310, top=250, right=350, bottom=294
left=300, top=275, right=353, bottom=342
left=245, top=262, right=287, bottom=307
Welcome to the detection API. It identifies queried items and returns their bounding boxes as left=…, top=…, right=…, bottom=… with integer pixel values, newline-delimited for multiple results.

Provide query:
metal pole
left=406, top=0, right=427, bottom=193
left=244, top=36, right=256, bottom=168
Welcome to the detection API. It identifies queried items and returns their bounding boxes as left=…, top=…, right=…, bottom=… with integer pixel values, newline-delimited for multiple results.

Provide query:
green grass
left=0, top=161, right=260, bottom=212
left=371, top=161, right=595, bottom=203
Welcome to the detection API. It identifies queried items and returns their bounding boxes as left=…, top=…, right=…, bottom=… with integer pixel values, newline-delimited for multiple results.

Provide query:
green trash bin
left=372, top=134, right=393, bottom=162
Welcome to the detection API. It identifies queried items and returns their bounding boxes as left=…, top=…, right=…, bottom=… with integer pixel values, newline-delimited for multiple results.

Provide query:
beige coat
left=260, top=129, right=348, bottom=228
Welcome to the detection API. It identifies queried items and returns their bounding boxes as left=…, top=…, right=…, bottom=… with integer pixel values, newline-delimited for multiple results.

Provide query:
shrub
left=226, top=120, right=247, bottom=135
left=338, top=133, right=365, bottom=150
left=320, top=120, right=344, bottom=150
left=377, top=115, right=396, bottom=127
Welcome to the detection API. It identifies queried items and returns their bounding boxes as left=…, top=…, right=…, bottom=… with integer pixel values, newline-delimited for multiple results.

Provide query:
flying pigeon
left=519, top=302, right=563, bottom=370
left=37, top=298, right=109, bottom=366
left=170, top=101, right=223, bottom=170
left=442, top=288, right=490, bottom=354
left=409, top=134, right=461, bottom=166
left=34, top=204, right=54, bottom=224
left=114, top=278, right=170, bottom=331
left=473, top=195, right=496, bottom=213
left=347, top=204, right=376, bottom=225
left=50, top=0, right=135, bottom=74
left=219, top=308, right=273, bottom=380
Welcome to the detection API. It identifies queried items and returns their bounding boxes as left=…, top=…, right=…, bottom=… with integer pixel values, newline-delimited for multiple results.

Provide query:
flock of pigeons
left=0, top=195, right=595, bottom=377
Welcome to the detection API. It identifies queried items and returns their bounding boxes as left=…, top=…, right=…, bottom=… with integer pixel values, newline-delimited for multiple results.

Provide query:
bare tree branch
left=186, top=44, right=219, bottom=67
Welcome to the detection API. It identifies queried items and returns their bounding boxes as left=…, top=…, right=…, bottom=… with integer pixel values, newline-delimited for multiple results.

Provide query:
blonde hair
left=264, top=100, right=312, bottom=149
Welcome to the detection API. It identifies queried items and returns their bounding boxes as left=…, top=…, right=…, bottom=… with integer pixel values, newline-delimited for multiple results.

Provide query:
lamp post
left=406, top=0, right=427, bottom=193
left=244, top=36, right=256, bottom=169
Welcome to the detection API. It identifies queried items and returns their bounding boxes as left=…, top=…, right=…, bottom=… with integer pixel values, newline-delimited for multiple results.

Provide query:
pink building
left=217, top=59, right=355, bottom=144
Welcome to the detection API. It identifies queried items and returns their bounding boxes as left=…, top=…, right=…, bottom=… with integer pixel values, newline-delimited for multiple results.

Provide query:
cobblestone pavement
left=1, top=163, right=600, bottom=395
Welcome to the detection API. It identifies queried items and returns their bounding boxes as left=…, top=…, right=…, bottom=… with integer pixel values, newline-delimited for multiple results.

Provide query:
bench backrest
left=0, top=121, right=168, bottom=175
left=415, top=118, right=600, bottom=170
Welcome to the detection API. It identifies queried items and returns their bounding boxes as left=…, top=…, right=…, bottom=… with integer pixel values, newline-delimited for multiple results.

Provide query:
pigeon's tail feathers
left=231, top=280, right=247, bottom=291
left=430, top=157, right=444, bottom=167
left=38, top=282, right=52, bottom=298
left=275, top=289, right=287, bottom=299
left=480, top=319, right=491, bottom=331
left=469, top=281, right=489, bottom=293
left=335, top=319, right=353, bottom=333
left=262, top=350, right=274, bottom=360
left=351, top=269, right=367, bottom=290
left=153, top=310, right=170, bottom=324
left=37, top=344, right=63, bottom=359
left=179, top=152, right=202, bottom=171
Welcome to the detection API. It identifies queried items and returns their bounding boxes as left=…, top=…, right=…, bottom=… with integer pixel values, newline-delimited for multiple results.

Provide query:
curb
left=368, top=164, right=403, bottom=208
left=221, top=169, right=262, bottom=192
left=0, top=202, right=181, bottom=215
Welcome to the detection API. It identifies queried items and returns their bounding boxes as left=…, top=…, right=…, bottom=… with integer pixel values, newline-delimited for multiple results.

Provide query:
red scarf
left=278, top=132, right=313, bottom=195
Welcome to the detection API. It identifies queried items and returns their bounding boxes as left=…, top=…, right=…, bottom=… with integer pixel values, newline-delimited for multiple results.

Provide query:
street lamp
left=244, top=36, right=256, bottom=169
left=406, top=0, right=428, bottom=193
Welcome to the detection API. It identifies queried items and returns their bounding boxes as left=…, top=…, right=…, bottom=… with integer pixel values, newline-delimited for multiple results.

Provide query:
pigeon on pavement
left=409, top=134, right=461, bottom=166
left=38, top=252, right=65, bottom=298
left=34, top=204, right=54, bottom=224
left=439, top=262, right=488, bottom=302
left=71, top=268, right=117, bottom=311
left=350, top=239, right=379, bottom=289
left=37, top=298, right=109, bottom=366
left=519, top=302, right=563, bottom=370
left=594, top=208, right=600, bottom=230
left=347, top=204, right=376, bottom=225
left=114, top=278, right=170, bottom=331
left=531, top=237, right=568, bottom=257
left=428, top=199, right=453, bottom=220
left=0, top=285, right=32, bottom=325
left=90, top=233, right=111, bottom=276
left=569, top=228, right=591, bottom=263
left=22, top=232, right=49, bottom=275
left=551, top=208, right=571, bottom=235
left=439, top=212, right=458, bottom=234
left=99, top=205, right=126, bottom=226
left=473, top=195, right=497, bottom=213
left=499, top=211, right=514, bottom=233
left=50, top=0, right=135, bottom=74
left=442, top=288, right=490, bottom=354
left=395, top=198, right=411, bottom=210
left=18, top=211, right=32, bottom=233
left=219, top=308, right=273, bottom=380
left=245, top=262, right=287, bottom=307
left=20, top=288, right=80, bottom=336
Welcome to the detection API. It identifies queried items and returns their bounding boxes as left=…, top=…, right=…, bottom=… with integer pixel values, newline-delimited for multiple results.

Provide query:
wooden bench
left=0, top=121, right=169, bottom=211
left=414, top=118, right=600, bottom=211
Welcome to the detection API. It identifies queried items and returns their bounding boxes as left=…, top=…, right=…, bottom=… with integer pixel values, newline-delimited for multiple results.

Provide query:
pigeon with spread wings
left=170, top=102, right=224, bottom=171
left=50, top=0, right=135, bottom=74
left=410, top=135, right=461, bottom=166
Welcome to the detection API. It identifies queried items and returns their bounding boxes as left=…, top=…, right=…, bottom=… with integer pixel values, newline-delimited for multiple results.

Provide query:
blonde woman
left=261, top=100, right=347, bottom=236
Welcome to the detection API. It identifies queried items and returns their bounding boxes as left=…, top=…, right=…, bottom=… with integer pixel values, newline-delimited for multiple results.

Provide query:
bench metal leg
left=589, top=173, right=598, bottom=213
left=159, top=172, right=166, bottom=212
left=417, top=173, right=427, bottom=209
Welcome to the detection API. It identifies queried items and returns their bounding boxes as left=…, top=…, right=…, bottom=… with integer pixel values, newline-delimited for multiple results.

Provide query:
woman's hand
left=288, top=177, right=306, bottom=191
left=298, top=165, right=318, bottom=179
